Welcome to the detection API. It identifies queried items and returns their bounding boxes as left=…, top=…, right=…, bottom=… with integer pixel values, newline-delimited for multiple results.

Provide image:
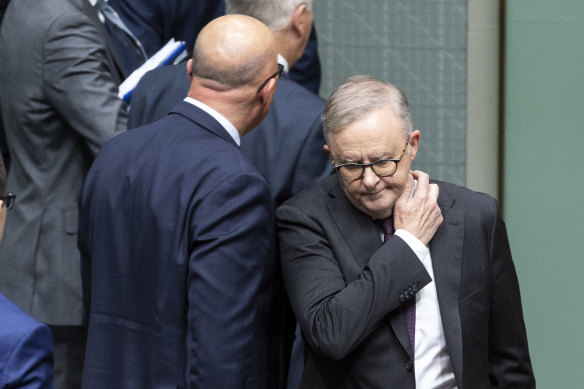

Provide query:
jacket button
left=413, top=284, right=419, bottom=292
left=405, top=360, right=413, bottom=371
left=399, top=295, right=406, bottom=303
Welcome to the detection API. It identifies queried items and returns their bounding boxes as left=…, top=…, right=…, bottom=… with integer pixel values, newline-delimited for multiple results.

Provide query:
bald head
left=192, top=15, right=276, bottom=89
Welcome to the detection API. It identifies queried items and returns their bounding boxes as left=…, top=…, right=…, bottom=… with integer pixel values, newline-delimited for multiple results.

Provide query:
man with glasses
left=79, top=15, right=283, bottom=388
left=0, top=155, right=55, bottom=388
left=276, top=76, right=535, bottom=388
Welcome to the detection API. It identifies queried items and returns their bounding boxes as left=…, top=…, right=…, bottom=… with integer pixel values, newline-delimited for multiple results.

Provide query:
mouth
left=364, top=188, right=384, bottom=197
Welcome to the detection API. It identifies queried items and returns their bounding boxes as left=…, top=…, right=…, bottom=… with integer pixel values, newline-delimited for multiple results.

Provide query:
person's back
left=81, top=110, right=275, bottom=387
left=0, top=2, right=126, bottom=385
left=0, top=0, right=126, bottom=323
left=80, top=15, right=282, bottom=388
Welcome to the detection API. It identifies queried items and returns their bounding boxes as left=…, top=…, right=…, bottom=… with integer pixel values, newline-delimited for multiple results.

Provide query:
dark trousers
left=49, top=325, right=86, bottom=389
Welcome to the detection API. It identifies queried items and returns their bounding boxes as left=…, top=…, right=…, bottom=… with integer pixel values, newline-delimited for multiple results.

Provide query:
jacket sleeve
left=187, top=171, right=275, bottom=387
left=42, top=11, right=127, bottom=156
left=277, top=201, right=432, bottom=360
left=1, top=323, right=54, bottom=389
left=487, top=201, right=536, bottom=387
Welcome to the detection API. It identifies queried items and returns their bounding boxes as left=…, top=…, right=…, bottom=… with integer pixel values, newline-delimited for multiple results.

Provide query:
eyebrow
left=337, top=152, right=395, bottom=164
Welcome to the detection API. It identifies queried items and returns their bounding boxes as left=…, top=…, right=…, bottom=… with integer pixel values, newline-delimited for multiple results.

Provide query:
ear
left=408, top=130, right=421, bottom=162
left=291, top=4, right=310, bottom=39
left=257, top=77, right=278, bottom=107
left=323, top=144, right=331, bottom=156
left=186, top=59, right=193, bottom=81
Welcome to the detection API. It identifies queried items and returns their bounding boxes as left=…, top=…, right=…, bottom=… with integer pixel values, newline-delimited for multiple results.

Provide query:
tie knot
left=375, top=217, right=393, bottom=242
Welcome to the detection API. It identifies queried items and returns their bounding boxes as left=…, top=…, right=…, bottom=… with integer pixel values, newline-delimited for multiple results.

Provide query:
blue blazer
left=79, top=102, right=278, bottom=388
left=0, top=293, right=54, bottom=388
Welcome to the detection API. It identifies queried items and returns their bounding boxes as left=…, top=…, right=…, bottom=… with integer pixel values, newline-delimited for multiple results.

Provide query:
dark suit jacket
left=0, top=0, right=126, bottom=325
left=0, top=293, right=54, bottom=388
left=276, top=175, right=535, bottom=389
left=79, top=101, right=278, bottom=388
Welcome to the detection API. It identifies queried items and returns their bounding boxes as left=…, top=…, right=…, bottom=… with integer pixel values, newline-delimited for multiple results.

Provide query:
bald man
left=78, top=15, right=282, bottom=388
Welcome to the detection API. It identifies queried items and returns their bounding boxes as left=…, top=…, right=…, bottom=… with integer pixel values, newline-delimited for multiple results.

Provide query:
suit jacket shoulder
left=0, top=293, right=54, bottom=388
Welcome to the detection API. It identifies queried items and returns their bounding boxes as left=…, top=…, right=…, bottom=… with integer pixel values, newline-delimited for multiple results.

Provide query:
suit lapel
left=324, top=178, right=413, bottom=357
left=325, top=179, right=381, bottom=268
left=430, top=191, right=464, bottom=384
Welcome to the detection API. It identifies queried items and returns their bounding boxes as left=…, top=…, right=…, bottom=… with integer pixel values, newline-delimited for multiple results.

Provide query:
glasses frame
left=1, top=192, right=16, bottom=210
left=257, top=63, right=284, bottom=93
left=332, top=139, right=410, bottom=181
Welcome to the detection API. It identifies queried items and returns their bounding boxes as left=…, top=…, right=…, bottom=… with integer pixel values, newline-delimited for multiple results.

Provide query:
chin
left=360, top=201, right=393, bottom=220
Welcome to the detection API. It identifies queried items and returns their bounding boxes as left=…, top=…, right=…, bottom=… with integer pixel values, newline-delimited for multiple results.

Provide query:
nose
left=361, top=165, right=379, bottom=189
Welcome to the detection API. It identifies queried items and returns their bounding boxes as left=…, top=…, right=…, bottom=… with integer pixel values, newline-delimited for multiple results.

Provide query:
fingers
left=410, top=170, right=429, bottom=200
left=393, top=170, right=442, bottom=246
left=428, top=182, right=439, bottom=202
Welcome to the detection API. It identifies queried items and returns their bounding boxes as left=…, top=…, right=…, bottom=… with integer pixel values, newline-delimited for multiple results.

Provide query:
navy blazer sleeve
left=0, top=295, right=54, bottom=389
left=188, top=170, right=274, bottom=387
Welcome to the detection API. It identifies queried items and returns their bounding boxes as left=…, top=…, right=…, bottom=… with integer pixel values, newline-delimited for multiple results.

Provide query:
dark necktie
left=95, top=0, right=148, bottom=77
left=377, top=217, right=416, bottom=350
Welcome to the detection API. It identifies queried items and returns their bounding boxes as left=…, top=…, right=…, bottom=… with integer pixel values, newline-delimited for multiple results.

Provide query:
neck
left=188, top=80, right=260, bottom=136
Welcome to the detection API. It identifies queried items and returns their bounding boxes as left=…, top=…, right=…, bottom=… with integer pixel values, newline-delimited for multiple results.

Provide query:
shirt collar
left=183, top=97, right=241, bottom=146
left=277, top=54, right=289, bottom=73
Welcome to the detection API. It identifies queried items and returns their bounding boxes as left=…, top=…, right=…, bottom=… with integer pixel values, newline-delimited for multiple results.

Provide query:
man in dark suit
left=128, top=3, right=331, bottom=384
left=0, top=0, right=127, bottom=387
left=0, top=156, right=54, bottom=389
left=79, top=15, right=282, bottom=388
left=277, top=76, right=536, bottom=388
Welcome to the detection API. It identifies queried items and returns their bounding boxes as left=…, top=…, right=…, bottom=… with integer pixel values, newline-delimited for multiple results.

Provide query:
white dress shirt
left=393, top=229, right=458, bottom=389
left=184, top=97, right=240, bottom=146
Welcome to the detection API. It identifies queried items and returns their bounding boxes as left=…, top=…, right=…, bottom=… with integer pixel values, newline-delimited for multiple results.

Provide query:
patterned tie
left=377, top=217, right=416, bottom=350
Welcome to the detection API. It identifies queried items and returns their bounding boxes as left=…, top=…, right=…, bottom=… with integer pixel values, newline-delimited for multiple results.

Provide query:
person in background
left=79, top=15, right=282, bottom=388
left=0, top=154, right=55, bottom=389
left=277, top=76, right=535, bottom=389
left=107, top=0, right=321, bottom=93
left=0, top=0, right=127, bottom=387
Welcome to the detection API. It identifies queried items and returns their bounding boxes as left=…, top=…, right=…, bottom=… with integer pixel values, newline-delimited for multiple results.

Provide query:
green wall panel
left=504, top=1, right=584, bottom=386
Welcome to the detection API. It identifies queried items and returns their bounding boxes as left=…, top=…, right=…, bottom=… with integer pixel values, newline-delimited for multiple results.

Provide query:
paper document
left=118, top=38, right=186, bottom=103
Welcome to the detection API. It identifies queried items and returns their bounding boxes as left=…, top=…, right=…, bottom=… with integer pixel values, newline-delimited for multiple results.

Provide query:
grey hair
left=226, top=0, right=313, bottom=31
left=322, top=75, right=413, bottom=143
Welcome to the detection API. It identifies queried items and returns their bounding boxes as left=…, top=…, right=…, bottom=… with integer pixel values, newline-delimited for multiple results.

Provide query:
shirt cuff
left=394, top=229, right=429, bottom=260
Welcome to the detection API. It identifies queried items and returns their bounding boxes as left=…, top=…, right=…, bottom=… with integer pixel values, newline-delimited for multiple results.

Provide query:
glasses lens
left=372, top=160, right=398, bottom=176
left=4, top=193, right=15, bottom=210
left=338, top=164, right=363, bottom=180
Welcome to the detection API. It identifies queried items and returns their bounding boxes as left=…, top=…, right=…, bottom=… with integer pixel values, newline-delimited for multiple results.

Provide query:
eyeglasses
left=1, top=192, right=15, bottom=210
left=257, top=63, right=284, bottom=93
left=332, top=140, right=409, bottom=181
